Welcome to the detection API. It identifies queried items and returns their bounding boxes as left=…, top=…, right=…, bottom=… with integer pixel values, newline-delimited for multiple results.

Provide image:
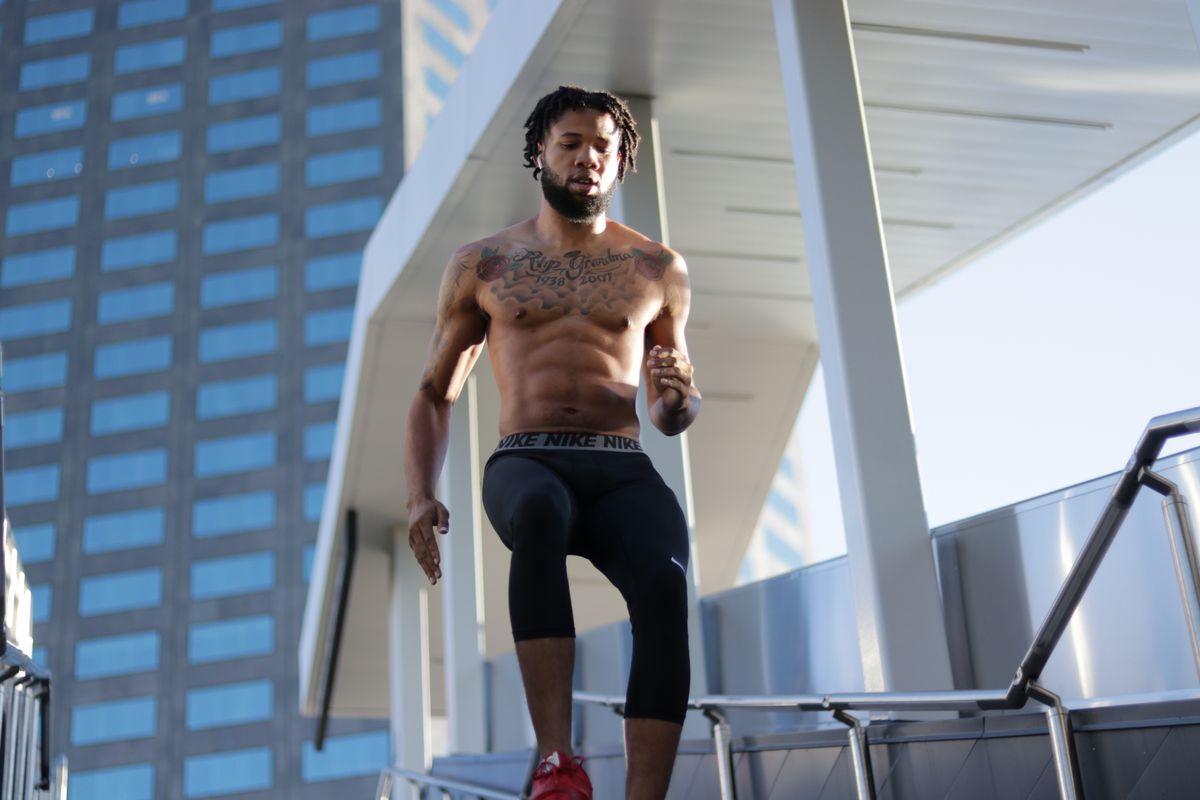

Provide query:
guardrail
left=374, top=764, right=525, bottom=800
left=574, top=405, right=1200, bottom=800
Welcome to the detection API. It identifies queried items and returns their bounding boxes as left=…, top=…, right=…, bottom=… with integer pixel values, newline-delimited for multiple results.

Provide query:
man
left=404, top=86, right=701, bottom=800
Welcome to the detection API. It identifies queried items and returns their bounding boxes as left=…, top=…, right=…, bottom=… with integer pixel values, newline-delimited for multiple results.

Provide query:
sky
left=798, top=125, right=1200, bottom=564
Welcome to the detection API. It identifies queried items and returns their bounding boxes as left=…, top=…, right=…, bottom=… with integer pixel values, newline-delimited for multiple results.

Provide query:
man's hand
left=407, top=496, right=449, bottom=585
left=647, top=345, right=694, bottom=410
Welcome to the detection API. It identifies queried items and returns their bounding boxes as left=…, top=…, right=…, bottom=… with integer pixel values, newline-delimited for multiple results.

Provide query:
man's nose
left=576, top=147, right=600, bottom=167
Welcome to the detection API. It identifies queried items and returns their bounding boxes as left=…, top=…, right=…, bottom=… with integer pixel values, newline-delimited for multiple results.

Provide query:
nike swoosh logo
left=670, top=556, right=686, bottom=574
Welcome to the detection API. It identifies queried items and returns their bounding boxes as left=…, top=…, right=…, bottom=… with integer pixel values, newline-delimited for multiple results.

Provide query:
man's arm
left=643, top=253, right=701, bottom=436
left=405, top=246, right=487, bottom=584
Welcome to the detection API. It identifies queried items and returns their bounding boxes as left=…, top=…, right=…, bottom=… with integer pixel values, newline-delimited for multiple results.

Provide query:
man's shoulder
left=452, top=221, right=535, bottom=262
left=610, top=223, right=686, bottom=267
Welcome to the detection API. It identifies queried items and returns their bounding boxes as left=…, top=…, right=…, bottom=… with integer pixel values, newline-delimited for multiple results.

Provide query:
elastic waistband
left=492, top=431, right=644, bottom=454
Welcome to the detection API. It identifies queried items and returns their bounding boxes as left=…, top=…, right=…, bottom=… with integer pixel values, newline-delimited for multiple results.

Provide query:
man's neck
left=533, top=200, right=608, bottom=249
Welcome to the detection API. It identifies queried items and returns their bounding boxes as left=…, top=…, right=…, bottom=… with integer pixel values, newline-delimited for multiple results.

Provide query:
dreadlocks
left=523, top=86, right=640, bottom=182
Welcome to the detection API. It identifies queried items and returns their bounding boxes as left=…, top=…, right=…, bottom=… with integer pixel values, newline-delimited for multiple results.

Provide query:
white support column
left=621, top=95, right=712, bottom=727
left=390, top=526, right=431, bottom=798
left=439, top=375, right=489, bottom=753
left=771, top=0, right=953, bottom=692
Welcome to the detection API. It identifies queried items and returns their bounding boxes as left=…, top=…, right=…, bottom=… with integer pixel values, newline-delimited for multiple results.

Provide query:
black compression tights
left=482, top=448, right=691, bottom=724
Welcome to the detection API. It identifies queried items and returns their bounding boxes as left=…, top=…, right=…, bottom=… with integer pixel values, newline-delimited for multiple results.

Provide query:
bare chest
left=476, top=247, right=669, bottom=331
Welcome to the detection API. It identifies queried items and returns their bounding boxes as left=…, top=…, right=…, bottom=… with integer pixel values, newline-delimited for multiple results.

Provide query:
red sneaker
left=529, top=751, right=593, bottom=800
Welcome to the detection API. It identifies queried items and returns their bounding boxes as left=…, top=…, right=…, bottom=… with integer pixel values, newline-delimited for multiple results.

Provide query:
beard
left=540, top=164, right=616, bottom=224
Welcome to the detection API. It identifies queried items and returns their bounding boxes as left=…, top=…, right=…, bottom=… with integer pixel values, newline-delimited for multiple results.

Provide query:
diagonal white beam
left=772, top=0, right=953, bottom=692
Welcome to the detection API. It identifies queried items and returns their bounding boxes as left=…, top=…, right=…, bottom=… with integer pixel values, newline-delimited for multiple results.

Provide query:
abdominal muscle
left=488, top=324, right=644, bottom=439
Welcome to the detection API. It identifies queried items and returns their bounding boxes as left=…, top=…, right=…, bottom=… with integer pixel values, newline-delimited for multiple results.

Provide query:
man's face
left=538, top=109, right=621, bottom=224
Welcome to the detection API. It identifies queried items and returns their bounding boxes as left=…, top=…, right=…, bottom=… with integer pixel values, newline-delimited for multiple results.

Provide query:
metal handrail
left=376, top=765, right=523, bottom=800
left=573, top=406, right=1200, bottom=800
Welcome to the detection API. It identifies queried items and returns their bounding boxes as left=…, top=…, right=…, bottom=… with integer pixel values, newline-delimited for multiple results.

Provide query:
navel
left=514, top=308, right=527, bottom=320
left=622, top=316, right=632, bottom=330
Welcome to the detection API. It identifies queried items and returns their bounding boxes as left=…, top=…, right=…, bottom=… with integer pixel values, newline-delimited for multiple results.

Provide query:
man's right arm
left=405, top=246, right=486, bottom=584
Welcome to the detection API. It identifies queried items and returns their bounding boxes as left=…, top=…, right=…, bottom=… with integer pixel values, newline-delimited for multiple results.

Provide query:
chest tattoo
left=476, top=246, right=672, bottom=316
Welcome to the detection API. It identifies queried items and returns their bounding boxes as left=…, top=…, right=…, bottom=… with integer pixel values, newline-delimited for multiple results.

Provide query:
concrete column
left=439, top=375, right=488, bottom=753
left=621, top=95, right=712, bottom=728
left=771, top=0, right=953, bottom=692
left=390, top=526, right=431, bottom=797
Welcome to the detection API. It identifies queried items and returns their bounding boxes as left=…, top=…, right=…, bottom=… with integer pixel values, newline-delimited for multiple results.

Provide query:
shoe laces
left=536, top=751, right=584, bottom=776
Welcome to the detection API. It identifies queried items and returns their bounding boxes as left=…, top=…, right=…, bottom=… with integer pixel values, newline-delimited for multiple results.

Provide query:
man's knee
left=508, top=482, right=574, bottom=545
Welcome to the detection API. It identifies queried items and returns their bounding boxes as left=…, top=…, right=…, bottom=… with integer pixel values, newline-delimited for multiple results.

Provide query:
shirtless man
left=404, top=86, right=701, bottom=800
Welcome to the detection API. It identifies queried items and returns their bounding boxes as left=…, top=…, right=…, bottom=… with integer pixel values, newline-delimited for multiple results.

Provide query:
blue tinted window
left=94, top=336, right=172, bottom=378
left=193, top=491, right=275, bottom=537
left=304, top=363, right=344, bottom=403
left=302, top=304, right=352, bottom=345
left=304, top=422, right=335, bottom=461
left=84, top=507, right=165, bottom=553
left=424, top=67, right=451, bottom=100
left=202, top=213, right=279, bottom=255
left=1, top=246, right=75, bottom=288
left=213, top=0, right=276, bottom=9
left=429, top=0, right=472, bottom=33
left=188, top=615, right=273, bottom=664
left=200, top=265, right=277, bottom=308
left=185, top=680, right=273, bottom=730
left=75, top=631, right=159, bottom=679
left=5, top=465, right=59, bottom=506
left=13, top=523, right=55, bottom=564
left=308, top=5, right=379, bottom=41
left=302, top=543, right=315, bottom=582
left=197, top=374, right=276, bottom=419
left=195, top=431, right=275, bottom=477
left=71, top=764, right=153, bottom=800
left=20, top=54, right=90, bottom=91
left=98, top=282, right=175, bottom=324
left=302, top=731, right=390, bottom=782
left=109, top=130, right=182, bottom=170
left=101, top=230, right=177, bottom=271
left=209, top=66, right=280, bottom=105
left=184, top=747, right=272, bottom=797
left=7, top=196, right=79, bottom=235
left=105, top=180, right=179, bottom=220
left=305, top=251, right=361, bottom=291
left=15, top=101, right=86, bottom=138
left=72, top=697, right=156, bottom=746
left=92, top=391, right=170, bottom=435
left=11, top=147, right=84, bottom=186
left=4, top=408, right=64, bottom=449
left=778, top=454, right=795, bottom=480
left=198, top=319, right=277, bottom=362
left=25, top=9, right=94, bottom=44
left=422, top=20, right=466, bottom=68
left=207, top=114, right=279, bottom=152
left=192, top=552, right=274, bottom=599
left=306, top=147, right=381, bottom=187
left=211, top=20, right=281, bottom=58
left=119, top=0, right=187, bottom=28
left=307, top=50, right=379, bottom=88
left=766, top=489, right=800, bottom=525
left=87, top=449, right=167, bottom=493
left=79, top=568, right=162, bottom=616
left=31, top=584, right=51, bottom=623
left=115, top=37, right=186, bottom=74
left=205, top=163, right=279, bottom=203
left=307, top=97, right=380, bottom=137
left=3, top=353, right=67, bottom=392
left=303, top=483, right=325, bottom=521
left=0, top=298, right=72, bottom=339
left=306, top=197, right=382, bottom=239
left=305, top=307, right=354, bottom=346
left=112, top=84, right=183, bottom=121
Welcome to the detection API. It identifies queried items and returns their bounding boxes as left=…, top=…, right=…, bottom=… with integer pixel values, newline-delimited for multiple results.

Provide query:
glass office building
left=0, top=0, right=453, bottom=796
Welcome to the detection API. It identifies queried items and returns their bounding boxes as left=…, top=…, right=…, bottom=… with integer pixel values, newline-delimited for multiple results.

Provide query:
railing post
left=833, top=710, right=876, bottom=800
left=1140, top=469, right=1200, bottom=677
left=52, top=755, right=68, bottom=800
left=1028, top=683, right=1082, bottom=800
left=702, top=708, right=737, bottom=800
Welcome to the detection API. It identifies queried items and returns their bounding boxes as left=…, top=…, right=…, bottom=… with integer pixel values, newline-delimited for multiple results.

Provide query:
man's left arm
left=644, top=253, right=701, bottom=436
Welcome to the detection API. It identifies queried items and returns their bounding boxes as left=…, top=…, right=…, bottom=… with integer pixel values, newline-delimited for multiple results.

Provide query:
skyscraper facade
left=0, top=0, right=447, bottom=796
